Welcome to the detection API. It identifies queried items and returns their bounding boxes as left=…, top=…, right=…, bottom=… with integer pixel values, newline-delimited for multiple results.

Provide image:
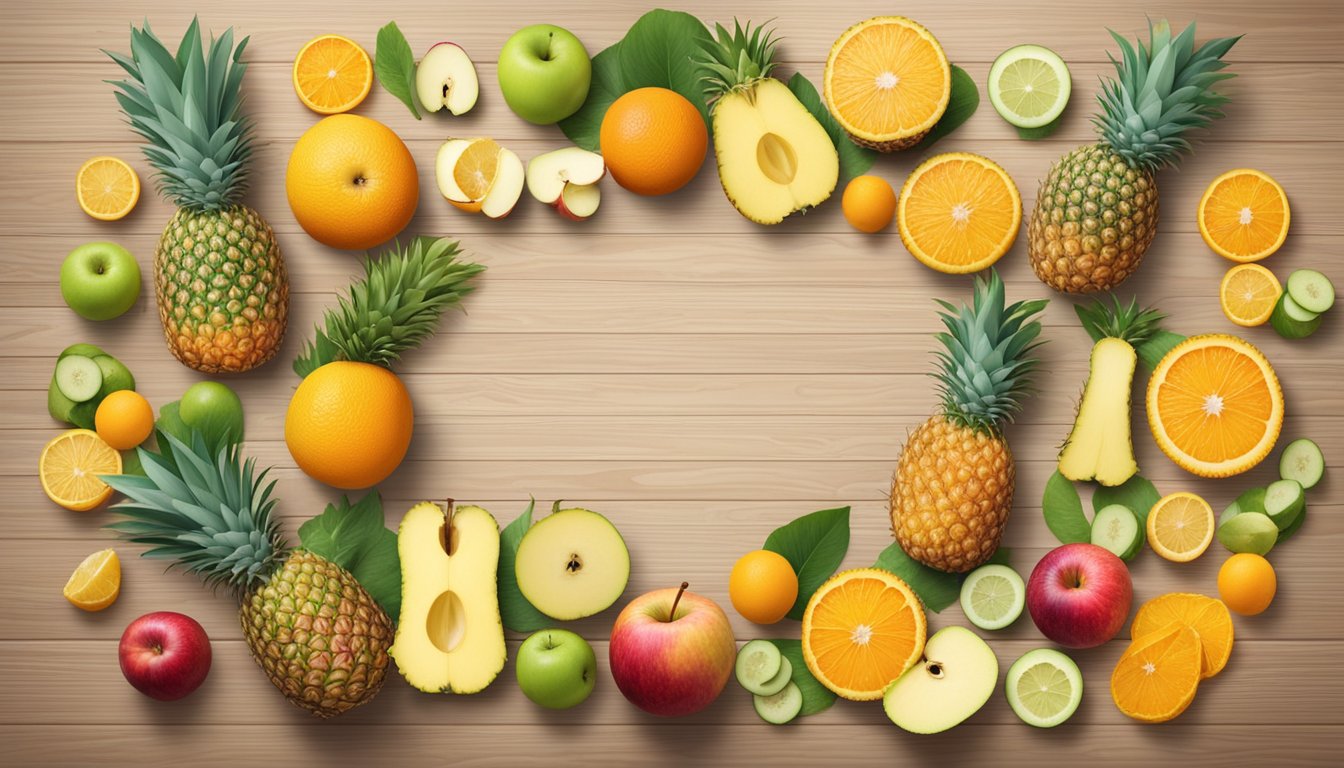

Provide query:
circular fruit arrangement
left=285, top=361, right=415, bottom=489
left=599, top=87, right=707, bottom=196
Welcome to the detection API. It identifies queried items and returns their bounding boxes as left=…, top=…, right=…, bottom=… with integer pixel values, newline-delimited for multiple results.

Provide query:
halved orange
left=1132, top=593, right=1233, bottom=679
left=824, top=16, right=951, bottom=150
left=76, top=156, right=140, bottom=221
left=1146, top=492, right=1215, bottom=563
left=293, top=34, right=373, bottom=115
left=1111, top=623, right=1203, bottom=723
left=1220, top=264, right=1281, bottom=327
left=1198, top=169, right=1290, bottom=263
left=63, top=549, right=121, bottom=612
left=898, top=152, right=1022, bottom=274
left=801, top=568, right=927, bottom=701
left=39, top=429, right=122, bottom=511
left=1146, top=334, right=1284, bottom=478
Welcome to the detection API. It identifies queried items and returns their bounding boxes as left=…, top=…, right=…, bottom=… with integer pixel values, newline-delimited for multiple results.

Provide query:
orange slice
left=898, top=152, right=1022, bottom=273
left=1111, top=624, right=1203, bottom=723
left=39, top=429, right=122, bottom=511
left=63, top=549, right=121, bottom=611
left=1220, top=264, right=1281, bottom=327
left=76, top=156, right=140, bottom=221
left=801, top=568, right=927, bottom=701
left=1198, top=169, right=1290, bottom=263
left=1146, top=492, right=1215, bottom=563
left=454, top=138, right=503, bottom=206
left=1132, top=593, right=1233, bottom=678
left=293, top=34, right=373, bottom=115
left=1146, top=334, right=1284, bottom=478
left=824, top=16, right=951, bottom=150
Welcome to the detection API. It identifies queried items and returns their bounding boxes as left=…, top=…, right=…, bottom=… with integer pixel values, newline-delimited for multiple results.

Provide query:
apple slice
left=515, top=507, right=630, bottom=620
left=526, top=147, right=605, bottom=220
left=435, top=138, right=476, bottom=204
left=481, top=148, right=525, bottom=219
left=557, top=183, right=600, bottom=220
left=882, top=626, right=998, bottom=734
left=416, top=43, right=480, bottom=116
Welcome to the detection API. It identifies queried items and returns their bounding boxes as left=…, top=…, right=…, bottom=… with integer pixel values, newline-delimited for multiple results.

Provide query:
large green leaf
left=785, top=72, right=876, bottom=182
left=1042, top=470, right=1092, bottom=544
left=872, top=542, right=961, bottom=612
left=767, top=638, right=837, bottom=717
left=374, top=21, right=420, bottom=120
left=913, top=64, right=979, bottom=150
left=497, top=499, right=551, bottom=633
left=298, top=492, right=402, bottom=620
left=1092, top=475, right=1161, bottom=530
left=558, top=43, right=625, bottom=151
left=1136, top=331, right=1187, bottom=370
left=618, top=10, right=711, bottom=127
left=763, top=507, right=850, bottom=620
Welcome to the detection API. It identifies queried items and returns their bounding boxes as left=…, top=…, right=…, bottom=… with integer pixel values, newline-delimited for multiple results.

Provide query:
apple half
left=882, top=626, right=998, bottom=734
left=526, top=147, right=605, bottom=220
left=515, top=506, right=630, bottom=620
left=416, top=43, right=480, bottom=116
left=434, top=137, right=526, bottom=220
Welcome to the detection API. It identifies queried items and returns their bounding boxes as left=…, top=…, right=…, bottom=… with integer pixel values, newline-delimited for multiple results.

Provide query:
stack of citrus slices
left=1112, top=593, right=1234, bottom=722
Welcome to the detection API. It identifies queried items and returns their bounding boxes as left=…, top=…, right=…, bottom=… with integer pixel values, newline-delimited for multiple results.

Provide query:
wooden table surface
left=2, top=0, right=1340, bottom=765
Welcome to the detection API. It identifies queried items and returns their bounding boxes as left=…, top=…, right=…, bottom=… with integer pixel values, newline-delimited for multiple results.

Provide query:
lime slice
left=959, top=563, right=1025, bottom=630
left=1006, top=648, right=1083, bottom=727
left=988, top=44, right=1071, bottom=129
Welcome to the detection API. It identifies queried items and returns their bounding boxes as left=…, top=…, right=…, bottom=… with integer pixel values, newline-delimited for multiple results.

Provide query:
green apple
left=883, top=626, right=999, bottom=733
left=515, top=629, right=597, bottom=709
left=179, top=381, right=244, bottom=447
left=60, top=242, right=141, bottom=320
left=497, top=24, right=591, bottom=125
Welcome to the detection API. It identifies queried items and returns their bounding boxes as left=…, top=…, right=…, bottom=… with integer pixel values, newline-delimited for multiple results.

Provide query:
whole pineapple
left=107, top=20, right=288, bottom=372
left=890, top=271, right=1048, bottom=573
left=1028, top=20, right=1239, bottom=293
left=104, top=432, right=392, bottom=717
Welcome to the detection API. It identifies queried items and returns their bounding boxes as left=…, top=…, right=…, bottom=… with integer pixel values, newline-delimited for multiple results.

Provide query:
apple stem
left=667, top=581, right=690, bottom=622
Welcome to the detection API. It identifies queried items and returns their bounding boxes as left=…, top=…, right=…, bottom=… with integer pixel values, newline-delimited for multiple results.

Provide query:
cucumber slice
left=1282, top=293, right=1320, bottom=322
left=753, top=655, right=793, bottom=697
left=1217, top=512, right=1277, bottom=555
left=1005, top=648, right=1083, bottom=728
left=54, top=355, right=102, bottom=403
left=959, top=564, right=1025, bottom=630
left=1263, top=479, right=1305, bottom=531
left=753, top=681, right=803, bottom=724
left=1280, top=438, right=1325, bottom=489
left=1090, top=504, right=1142, bottom=560
left=735, top=640, right=782, bottom=694
left=1279, top=501, right=1307, bottom=541
left=988, top=44, right=1072, bottom=129
left=1286, top=269, right=1335, bottom=314
left=1271, top=294, right=1323, bottom=339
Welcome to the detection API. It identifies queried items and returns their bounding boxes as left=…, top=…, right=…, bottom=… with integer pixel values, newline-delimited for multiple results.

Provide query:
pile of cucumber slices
left=734, top=641, right=803, bottom=724
left=1271, top=269, right=1334, bottom=339
left=1217, top=438, right=1325, bottom=555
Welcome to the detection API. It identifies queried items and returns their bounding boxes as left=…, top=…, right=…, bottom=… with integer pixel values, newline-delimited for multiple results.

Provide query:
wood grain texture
left=2, top=0, right=1341, bottom=764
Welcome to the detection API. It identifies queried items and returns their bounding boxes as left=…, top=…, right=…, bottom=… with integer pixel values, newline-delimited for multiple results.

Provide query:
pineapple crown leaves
left=102, top=429, right=289, bottom=598
left=1095, top=19, right=1241, bottom=171
left=694, top=19, right=780, bottom=103
left=1075, top=294, right=1166, bottom=347
left=931, top=270, right=1049, bottom=434
left=104, top=17, right=253, bottom=211
left=293, top=236, right=486, bottom=378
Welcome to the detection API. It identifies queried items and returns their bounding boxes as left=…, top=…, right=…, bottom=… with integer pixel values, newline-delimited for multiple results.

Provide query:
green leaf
left=119, top=447, right=146, bottom=478
left=1092, top=475, right=1161, bottom=530
left=1136, top=331, right=1187, bottom=370
left=375, top=21, right=421, bottom=120
left=913, top=64, right=979, bottom=150
left=785, top=72, right=876, bottom=182
left=154, top=400, right=191, bottom=446
left=1042, top=470, right=1092, bottom=544
left=985, top=546, right=1013, bottom=567
left=497, top=498, right=551, bottom=633
left=558, top=42, right=625, bottom=151
left=617, top=10, right=712, bottom=127
left=298, top=492, right=402, bottom=620
left=872, top=542, right=961, bottom=612
left=767, top=639, right=837, bottom=716
left=763, top=507, right=850, bottom=620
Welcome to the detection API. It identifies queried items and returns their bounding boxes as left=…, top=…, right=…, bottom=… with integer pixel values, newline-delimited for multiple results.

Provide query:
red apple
left=609, top=582, right=735, bottom=717
left=1027, top=543, right=1133, bottom=649
left=118, top=611, right=212, bottom=701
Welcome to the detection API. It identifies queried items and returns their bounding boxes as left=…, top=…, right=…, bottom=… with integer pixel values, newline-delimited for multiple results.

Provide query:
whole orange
left=285, top=361, right=414, bottom=489
left=1218, top=553, right=1277, bottom=616
left=729, top=549, right=799, bottom=624
left=842, top=175, right=897, bottom=233
left=286, top=114, right=419, bottom=251
left=94, top=390, right=154, bottom=450
left=599, top=87, right=707, bottom=196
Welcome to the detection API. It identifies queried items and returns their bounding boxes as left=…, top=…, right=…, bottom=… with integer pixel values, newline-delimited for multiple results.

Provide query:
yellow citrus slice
left=39, top=429, right=121, bottom=511
left=292, top=34, right=373, bottom=114
left=802, top=568, right=927, bottom=701
left=898, top=152, right=1021, bottom=274
left=76, top=156, right=140, bottom=221
left=1220, top=264, right=1281, bottom=327
left=1198, top=169, right=1290, bottom=263
left=824, top=16, right=951, bottom=150
left=454, top=138, right=503, bottom=205
left=1131, top=593, right=1233, bottom=678
left=1146, top=334, right=1284, bottom=478
left=1111, top=623, right=1203, bottom=723
left=63, top=549, right=121, bottom=611
left=1146, top=492, right=1215, bottom=562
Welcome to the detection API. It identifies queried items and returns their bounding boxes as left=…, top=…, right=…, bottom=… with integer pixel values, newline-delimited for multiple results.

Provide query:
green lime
left=1006, top=648, right=1083, bottom=727
left=959, top=563, right=1025, bottom=630
left=988, top=44, right=1071, bottom=129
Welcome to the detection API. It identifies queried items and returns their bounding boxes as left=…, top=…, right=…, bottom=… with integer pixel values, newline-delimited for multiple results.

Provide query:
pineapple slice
left=1058, top=337, right=1140, bottom=486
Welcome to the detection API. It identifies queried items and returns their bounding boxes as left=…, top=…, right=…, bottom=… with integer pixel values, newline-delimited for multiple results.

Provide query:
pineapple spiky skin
left=891, top=415, right=1015, bottom=573
left=1028, top=144, right=1157, bottom=294
left=241, top=550, right=393, bottom=718
left=156, top=205, right=288, bottom=373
